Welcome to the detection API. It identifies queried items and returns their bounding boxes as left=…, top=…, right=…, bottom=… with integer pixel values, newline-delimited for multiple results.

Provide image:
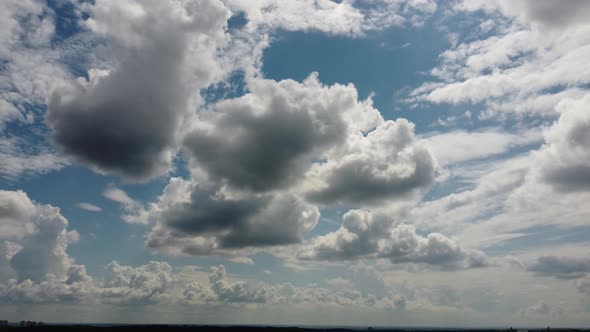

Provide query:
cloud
left=183, top=74, right=359, bottom=192
left=299, top=209, right=488, bottom=269
left=528, top=256, right=590, bottom=279
left=0, top=1, right=79, bottom=181
left=103, top=186, right=148, bottom=224
left=576, top=278, right=590, bottom=294
left=348, top=263, right=388, bottom=296
left=224, top=0, right=365, bottom=37
left=520, top=300, right=551, bottom=317
left=0, top=190, right=482, bottom=312
left=47, top=0, right=231, bottom=181
left=326, top=277, right=353, bottom=289
left=304, top=118, right=435, bottom=206
left=392, top=294, right=407, bottom=309
left=76, top=202, right=102, bottom=212
left=0, top=135, right=69, bottom=180
left=227, top=257, right=255, bottom=265
left=411, top=1, right=590, bottom=120
left=99, top=261, right=179, bottom=304
left=456, top=0, right=590, bottom=30
left=209, top=265, right=267, bottom=303
left=134, top=74, right=434, bottom=256
left=224, top=0, right=437, bottom=37
left=424, top=129, right=542, bottom=166
left=0, top=264, right=94, bottom=303
left=535, top=95, right=590, bottom=192
left=0, top=190, right=80, bottom=283
left=144, top=177, right=319, bottom=256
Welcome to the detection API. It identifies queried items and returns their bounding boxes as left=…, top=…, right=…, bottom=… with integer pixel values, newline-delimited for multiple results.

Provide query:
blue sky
left=1, top=0, right=590, bottom=327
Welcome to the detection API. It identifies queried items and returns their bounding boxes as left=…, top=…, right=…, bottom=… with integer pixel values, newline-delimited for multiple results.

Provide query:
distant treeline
left=0, top=326, right=588, bottom=332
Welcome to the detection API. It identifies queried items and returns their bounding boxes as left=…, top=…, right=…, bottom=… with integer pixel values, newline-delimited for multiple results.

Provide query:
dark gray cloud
left=537, top=95, right=590, bottom=192
left=528, top=256, right=590, bottom=279
left=144, top=178, right=319, bottom=256
left=183, top=76, right=359, bottom=192
left=47, top=0, right=230, bottom=181
left=501, top=0, right=590, bottom=29
left=523, top=0, right=590, bottom=28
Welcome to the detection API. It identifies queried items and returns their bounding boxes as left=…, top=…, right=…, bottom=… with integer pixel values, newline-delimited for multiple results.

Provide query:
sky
left=1, top=0, right=590, bottom=327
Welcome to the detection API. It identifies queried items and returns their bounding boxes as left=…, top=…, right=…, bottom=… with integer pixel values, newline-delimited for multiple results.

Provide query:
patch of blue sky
left=47, top=0, right=84, bottom=43
left=259, top=17, right=513, bottom=135
left=227, top=11, right=248, bottom=31
left=202, top=70, right=248, bottom=105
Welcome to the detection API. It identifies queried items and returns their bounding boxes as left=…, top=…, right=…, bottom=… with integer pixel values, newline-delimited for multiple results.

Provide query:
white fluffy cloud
left=304, top=118, right=435, bottom=206
left=299, top=209, right=488, bottom=270
left=224, top=0, right=437, bottom=37
left=410, top=0, right=590, bottom=120
left=0, top=190, right=78, bottom=282
left=132, top=75, right=435, bottom=256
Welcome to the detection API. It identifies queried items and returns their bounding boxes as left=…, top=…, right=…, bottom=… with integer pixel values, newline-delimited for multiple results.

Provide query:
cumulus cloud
left=144, top=177, right=319, bottom=256
left=209, top=265, right=267, bottom=303
left=99, top=261, right=179, bottom=304
left=535, top=95, right=590, bottom=192
left=299, top=209, right=487, bottom=269
left=183, top=74, right=365, bottom=192
left=0, top=190, right=78, bottom=282
left=0, top=189, right=475, bottom=310
left=47, top=0, right=231, bottom=181
left=528, top=256, right=590, bottom=279
left=0, top=264, right=93, bottom=303
left=132, top=74, right=434, bottom=256
left=304, top=119, right=435, bottom=206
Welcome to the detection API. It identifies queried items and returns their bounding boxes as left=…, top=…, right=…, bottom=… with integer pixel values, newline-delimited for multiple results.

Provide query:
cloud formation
left=131, top=74, right=435, bottom=256
left=0, top=190, right=78, bottom=282
left=528, top=256, right=590, bottom=279
left=300, top=209, right=487, bottom=269
left=536, top=95, right=590, bottom=192
left=144, top=177, right=319, bottom=255
left=304, top=119, right=435, bottom=206
left=47, top=0, right=231, bottom=181
left=183, top=75, right=359, bottom=192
